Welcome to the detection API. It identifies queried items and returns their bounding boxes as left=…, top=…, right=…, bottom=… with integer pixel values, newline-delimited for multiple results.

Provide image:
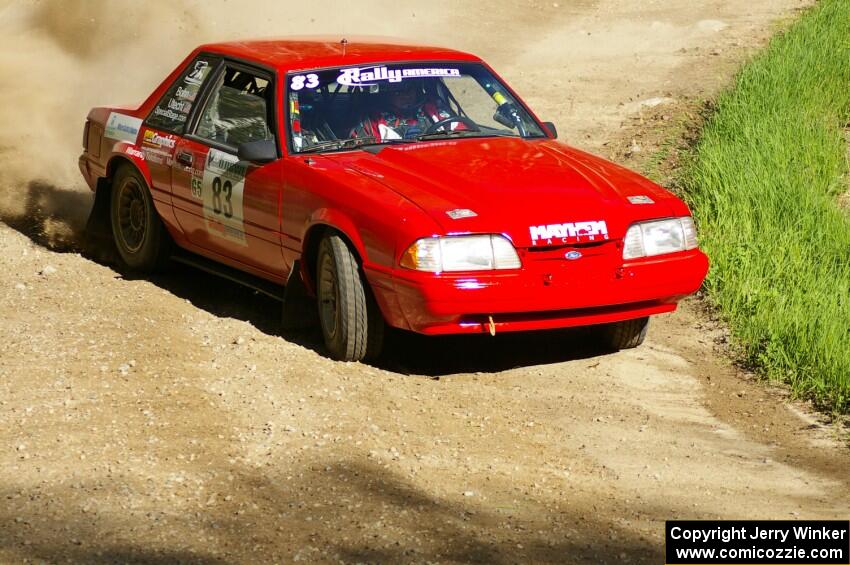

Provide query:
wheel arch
left=104, top=147, right=152, bottom=188
left=302, top=222, right=363, bottom=294
left=300, top=210, right=369, bottom=293
left=86, top=151, right=154, bottom=244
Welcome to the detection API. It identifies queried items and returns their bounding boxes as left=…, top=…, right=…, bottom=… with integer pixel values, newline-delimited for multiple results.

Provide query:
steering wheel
left=423, top=116, right=480, bottom=135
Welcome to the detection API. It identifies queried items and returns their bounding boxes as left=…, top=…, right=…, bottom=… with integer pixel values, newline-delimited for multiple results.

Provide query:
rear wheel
left=600, top=317, right=649, bottom=350
left=316, top=233, right=384, bottom=361
left=110, top=164, right=170, bottom=272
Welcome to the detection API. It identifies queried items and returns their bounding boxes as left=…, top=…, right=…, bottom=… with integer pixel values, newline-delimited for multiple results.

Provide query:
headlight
left=623, top=217, right=698, bottom=259
left=400, top=235, right=521, bottom=272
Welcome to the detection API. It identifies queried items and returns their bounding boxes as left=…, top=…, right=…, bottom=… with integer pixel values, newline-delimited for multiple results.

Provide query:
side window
left=146, top=56, right=217, bottom=133
left=194, top=66, right=273, bottom=147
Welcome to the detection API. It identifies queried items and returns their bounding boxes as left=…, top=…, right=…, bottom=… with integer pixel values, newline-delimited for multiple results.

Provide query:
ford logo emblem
left=564, top=250, right=582, bottom=260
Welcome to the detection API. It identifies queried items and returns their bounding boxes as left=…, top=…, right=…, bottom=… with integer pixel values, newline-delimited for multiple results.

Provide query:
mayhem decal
left=336, top=66, right=461, bottom=87
left=202, top=148, right=247, bottom=245
left=529, top=221, right=609, bottom=246
left=104, top=112, right=142, bottom=143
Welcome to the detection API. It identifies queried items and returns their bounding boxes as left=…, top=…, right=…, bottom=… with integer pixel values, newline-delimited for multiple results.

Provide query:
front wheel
left=599, top=317, right=649, bottom=350
left=110, top=164, right=171, bottom=272
left=316, top=233, right=384, bottom=361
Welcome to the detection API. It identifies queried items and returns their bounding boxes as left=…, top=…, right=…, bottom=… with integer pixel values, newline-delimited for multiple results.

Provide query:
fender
left=298, top=208, right=371, bottom=297
left=82, top=141, right=154, bottom=250
left=105, top=140, right=153, bottom=188
left=300, top=208, right=404, bottom=329
left=305, top=207, right=369, bottom=264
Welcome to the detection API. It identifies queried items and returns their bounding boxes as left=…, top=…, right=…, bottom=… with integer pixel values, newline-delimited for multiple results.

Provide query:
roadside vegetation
left=681, top=0, right=850, bottom=412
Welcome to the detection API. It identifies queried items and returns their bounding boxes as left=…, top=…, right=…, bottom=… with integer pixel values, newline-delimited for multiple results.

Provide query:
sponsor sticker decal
left=529, top=220, right=609, bottom=246
left=202, top=148, right=247, bottom=245
left=141, top=147, right=168, bottom=165
left=104, top=112, right=143, bottom=143
left=152, top=106, right=187, bottom=123
left=190, top=157, right=204, bottom=199
left=627, top=195, right=655, bottom=205
left=184, top=60, right=209, bottom=86
left=175, top=85, right=197, bottom=102
left=167, top=97, right=191, bottom=113
left=564, top=250, right=582, bottom=260
left=336, top=66, right=461, bottom=87
left=124, top=147, right=145, bottom=160
left=143, top=130, right=177, bottom=149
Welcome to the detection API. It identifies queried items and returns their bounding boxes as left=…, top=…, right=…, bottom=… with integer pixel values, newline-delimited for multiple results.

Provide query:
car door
left=171, top=61, right=287, bottom=279
left=141, top=54, right=219, bottom=209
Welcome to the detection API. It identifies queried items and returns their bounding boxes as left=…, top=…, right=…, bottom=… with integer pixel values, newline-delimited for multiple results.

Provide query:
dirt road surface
left=2, top=1, right=847, bottom=563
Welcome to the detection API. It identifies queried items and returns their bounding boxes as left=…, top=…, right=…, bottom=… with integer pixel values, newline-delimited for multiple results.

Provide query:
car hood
left=324, top=137, right=683, bottom=248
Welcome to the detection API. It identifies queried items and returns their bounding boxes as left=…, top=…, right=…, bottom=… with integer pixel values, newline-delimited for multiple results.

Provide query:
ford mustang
left=79, top=37, right=709, bottom=361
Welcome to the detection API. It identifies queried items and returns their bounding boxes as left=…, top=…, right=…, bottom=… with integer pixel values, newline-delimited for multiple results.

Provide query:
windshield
left=286, top=62, right=545, bottom=153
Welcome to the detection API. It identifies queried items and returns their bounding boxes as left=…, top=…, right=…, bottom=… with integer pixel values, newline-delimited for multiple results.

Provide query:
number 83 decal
left=211, top=176, right=233, bottom=218
left=290, top=73, right=319, bottom=91
left=201, top=148, right=247, bottom=244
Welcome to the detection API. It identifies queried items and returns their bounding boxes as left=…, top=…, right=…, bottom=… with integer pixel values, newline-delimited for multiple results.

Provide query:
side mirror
left=237, top=138, right=277, bottom=163
left=542, top=122, right=558, bottom=139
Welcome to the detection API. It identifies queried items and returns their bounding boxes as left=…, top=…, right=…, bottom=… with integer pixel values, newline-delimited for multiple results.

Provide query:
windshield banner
left=336, top=66, right=460, bottom=87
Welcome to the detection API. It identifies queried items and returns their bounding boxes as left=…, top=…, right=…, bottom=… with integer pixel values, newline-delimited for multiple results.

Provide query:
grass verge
left=681, top=0, right=850, bottom=412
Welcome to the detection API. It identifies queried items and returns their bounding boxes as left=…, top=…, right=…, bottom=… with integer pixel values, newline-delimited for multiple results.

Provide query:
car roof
left=197, top=36, right=481, bottom=72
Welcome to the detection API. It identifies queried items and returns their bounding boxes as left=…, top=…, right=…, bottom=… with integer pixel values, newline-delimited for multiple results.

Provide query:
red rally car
left=79, top=37, right=709, bottom=362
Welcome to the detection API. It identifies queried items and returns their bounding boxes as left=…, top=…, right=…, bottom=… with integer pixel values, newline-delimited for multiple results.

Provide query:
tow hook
left=487, top=315, right=496, bottom=336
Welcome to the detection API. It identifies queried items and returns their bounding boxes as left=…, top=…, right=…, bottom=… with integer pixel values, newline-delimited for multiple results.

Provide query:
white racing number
left=202, top=148, right=247, bottom=245
left=290, top=73, right=319, bottom=91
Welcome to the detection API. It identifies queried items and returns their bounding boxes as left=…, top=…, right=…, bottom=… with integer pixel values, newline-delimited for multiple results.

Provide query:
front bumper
left=376, top=247, right=709, bottom=335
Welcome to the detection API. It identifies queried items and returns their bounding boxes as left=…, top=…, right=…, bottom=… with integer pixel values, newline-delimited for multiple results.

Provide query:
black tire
left=110, top=164, right=171, bottom=272
left=316, top=233, right=384, bottom=361
left=600, top=317, right=649, bottom=350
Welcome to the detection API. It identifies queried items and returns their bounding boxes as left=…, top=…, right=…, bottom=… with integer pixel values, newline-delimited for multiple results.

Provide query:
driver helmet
left=383, top=78, right=425, bottom=112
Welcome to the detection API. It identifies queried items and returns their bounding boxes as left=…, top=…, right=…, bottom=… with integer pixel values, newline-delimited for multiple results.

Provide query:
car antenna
left=340, top=37, right=348, bottom=56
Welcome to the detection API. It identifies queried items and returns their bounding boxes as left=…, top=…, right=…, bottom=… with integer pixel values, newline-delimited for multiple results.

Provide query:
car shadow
left=148, top=263, right=612, bottom=377
left=0, top=459, right=666, bottom=564
left=1, top=184, right=616, bottom=377
left=378, top=327, right=610, bottom=376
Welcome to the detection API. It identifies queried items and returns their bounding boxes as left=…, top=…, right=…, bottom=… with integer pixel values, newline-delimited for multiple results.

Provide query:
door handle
left=176, top=151, right=193, bottom=167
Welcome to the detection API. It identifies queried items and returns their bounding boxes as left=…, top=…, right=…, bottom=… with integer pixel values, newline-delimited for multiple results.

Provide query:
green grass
left=681, top=0, right=850, bottom=413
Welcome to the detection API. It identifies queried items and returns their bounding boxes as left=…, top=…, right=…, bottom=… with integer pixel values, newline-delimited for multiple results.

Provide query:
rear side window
left=194, top=66, right=274, bottom=147
left=146, top=55, right=218, bottom=133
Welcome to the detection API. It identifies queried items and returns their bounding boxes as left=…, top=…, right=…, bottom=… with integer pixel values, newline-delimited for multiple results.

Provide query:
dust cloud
left=0, top=0, right=459, bottom=246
